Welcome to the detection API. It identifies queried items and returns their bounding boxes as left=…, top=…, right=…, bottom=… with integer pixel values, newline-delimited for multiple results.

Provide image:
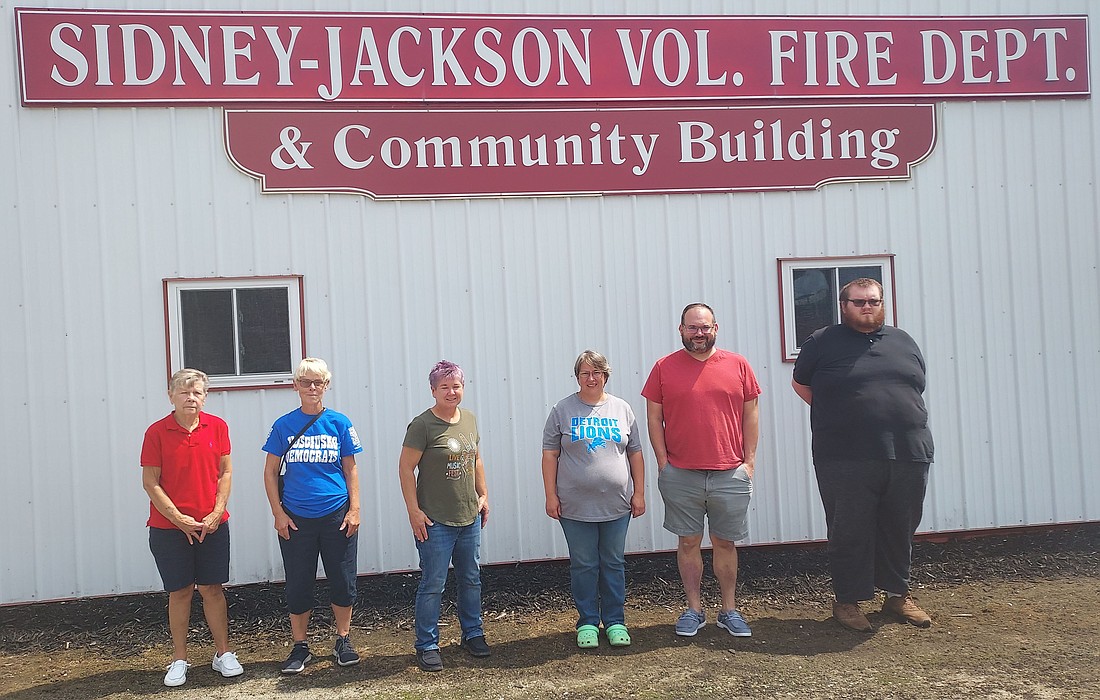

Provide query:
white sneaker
left=163, top=659, right=190, bottom=687
left=212, top=650, right=244, bottom=677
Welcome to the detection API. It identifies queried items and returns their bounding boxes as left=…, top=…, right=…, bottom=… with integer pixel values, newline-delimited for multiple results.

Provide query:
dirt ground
left=2, top=524, right=1098, bottom=700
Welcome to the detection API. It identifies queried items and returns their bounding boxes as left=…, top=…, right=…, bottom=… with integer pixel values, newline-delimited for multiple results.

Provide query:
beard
left=682, top=334, right=717, bottom=354
left=843, top=307, right=886, bottom=333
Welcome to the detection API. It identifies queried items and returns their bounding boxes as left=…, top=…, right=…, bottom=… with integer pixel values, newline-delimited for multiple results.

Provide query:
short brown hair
left=839, top=278, right=884, bottom=302
left=680, top=302, right=716, bottom=325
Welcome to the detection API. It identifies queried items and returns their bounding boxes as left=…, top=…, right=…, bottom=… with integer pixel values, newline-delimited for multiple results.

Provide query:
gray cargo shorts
left=657, top=463, right=753, bottom=542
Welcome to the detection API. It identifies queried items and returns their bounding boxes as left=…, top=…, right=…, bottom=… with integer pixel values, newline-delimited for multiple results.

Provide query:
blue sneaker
left=717, top=609, right=752, bottom=637
left=675, top=609, right=706, bottom=636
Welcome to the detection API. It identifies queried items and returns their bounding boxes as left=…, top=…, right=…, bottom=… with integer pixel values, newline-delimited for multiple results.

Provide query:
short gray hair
left=574, top=350, right=611, bottom=379
left=169, top=368, right=209, bottom=393
left=294, top=357, right=332, bottom=383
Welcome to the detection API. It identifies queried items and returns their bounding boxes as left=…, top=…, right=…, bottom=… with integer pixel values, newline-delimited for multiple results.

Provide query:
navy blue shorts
left=149, top=524, right=230, bottom=593
left=278, top=502, right=358, bottom=614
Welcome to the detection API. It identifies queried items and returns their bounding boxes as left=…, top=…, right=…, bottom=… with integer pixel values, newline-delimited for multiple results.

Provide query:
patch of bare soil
left=1, top=523, right=1098, bottom=699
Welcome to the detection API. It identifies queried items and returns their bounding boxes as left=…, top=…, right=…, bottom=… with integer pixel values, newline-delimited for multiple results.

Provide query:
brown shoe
left=832, top=602, right=872, bottom=632
left=882, top=595, right=932, bottom=628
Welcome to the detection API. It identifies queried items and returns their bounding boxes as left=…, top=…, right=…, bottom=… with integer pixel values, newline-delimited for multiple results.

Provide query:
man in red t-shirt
left=642, top=303, right=761, bottom=639
left=141, top=369, right=243, bottom=686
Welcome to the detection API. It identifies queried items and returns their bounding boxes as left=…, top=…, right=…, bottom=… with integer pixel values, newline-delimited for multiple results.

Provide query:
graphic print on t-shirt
left=284, top=434, right=340, bottom=464
left=570, top=416, right=623, bottom=453
left=445, top=433, right=476, bottom=481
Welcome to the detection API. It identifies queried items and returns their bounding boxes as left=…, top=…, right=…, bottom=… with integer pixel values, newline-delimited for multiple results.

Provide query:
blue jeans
left=559, top=513, right=631, bottom=628
left=414, top=521, right=484, bottom=650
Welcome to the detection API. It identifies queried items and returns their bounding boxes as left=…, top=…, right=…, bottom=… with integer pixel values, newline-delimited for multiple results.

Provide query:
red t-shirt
left=642, top=348, right=761, bottom=470
left=140, top=412, right=231, bottom=529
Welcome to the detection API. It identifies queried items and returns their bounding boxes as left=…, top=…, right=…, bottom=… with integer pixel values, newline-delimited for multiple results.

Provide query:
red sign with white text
left=16, top=9, right=1089, bottom=105
left=223, top=105, right=937, bottom=199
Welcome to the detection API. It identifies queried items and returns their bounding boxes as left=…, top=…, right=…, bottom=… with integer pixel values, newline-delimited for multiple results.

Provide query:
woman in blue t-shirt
left=262, top=358, right=363, bottom=674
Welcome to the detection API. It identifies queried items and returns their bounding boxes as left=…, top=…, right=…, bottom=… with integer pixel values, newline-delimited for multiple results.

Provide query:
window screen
left=166, top=276, right=304, bottom=389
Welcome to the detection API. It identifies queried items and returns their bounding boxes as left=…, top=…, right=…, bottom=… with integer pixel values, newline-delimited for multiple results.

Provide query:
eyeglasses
left=296, top=378, right=328, bottom=388
left=684, top=325, right=715, bottom=334
left=843, top=299, right=883, bottom=308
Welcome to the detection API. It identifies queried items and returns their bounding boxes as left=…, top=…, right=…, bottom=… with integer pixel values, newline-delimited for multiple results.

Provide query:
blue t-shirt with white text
left=263, top=408, right=363, bottom=518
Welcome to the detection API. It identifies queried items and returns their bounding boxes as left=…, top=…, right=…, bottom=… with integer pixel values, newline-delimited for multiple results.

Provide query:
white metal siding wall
left=1, top=0, right=1097, bottom=604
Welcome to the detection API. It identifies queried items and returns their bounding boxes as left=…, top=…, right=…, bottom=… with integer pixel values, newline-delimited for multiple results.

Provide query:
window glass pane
left=792, top=268, right=837, bottom=345
left=237, top=287, right=292, bottom=375
left=838, top=266, right=883, bottom=289
left=180, top=290, right=236, bottom=375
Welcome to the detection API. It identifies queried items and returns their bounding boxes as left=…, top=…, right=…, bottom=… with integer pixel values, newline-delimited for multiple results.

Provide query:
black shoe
left=416, top=648, right=444, bottom=672
left=461, top=635, right=491, bottom=658
left=333, top=635, right=360, bottom=666
left=280, top=642, right=312, bottom=674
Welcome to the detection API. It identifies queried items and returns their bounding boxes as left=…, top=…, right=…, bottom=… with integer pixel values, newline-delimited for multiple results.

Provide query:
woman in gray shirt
left=542, top=350, right=646, bottom=649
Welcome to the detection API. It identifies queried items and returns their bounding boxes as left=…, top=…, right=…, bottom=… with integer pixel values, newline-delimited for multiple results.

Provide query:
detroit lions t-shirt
left=542, top=393, right=642, bottom=522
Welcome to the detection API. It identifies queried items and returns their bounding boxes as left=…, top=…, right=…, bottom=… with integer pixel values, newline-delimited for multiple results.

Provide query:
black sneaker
left=280, top=642, right=312, bottom=674
left=333, top=635, right=360, bottom=667
left=415, top=648, right=444, bottom=672
left=460, top=635, right=491, bottom=658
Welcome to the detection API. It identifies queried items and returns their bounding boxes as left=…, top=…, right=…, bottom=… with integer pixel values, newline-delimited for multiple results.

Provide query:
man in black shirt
left=792, top=278, right=934, bottom=632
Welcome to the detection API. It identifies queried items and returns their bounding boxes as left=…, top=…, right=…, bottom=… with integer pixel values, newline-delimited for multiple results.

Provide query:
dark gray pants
left=814, top=459, right=930, bottom=603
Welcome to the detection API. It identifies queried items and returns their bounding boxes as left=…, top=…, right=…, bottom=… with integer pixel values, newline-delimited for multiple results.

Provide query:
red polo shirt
left=140, top=412, right=231, bottom=529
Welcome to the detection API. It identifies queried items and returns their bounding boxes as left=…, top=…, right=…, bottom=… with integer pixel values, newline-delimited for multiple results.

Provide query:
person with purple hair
left=398, top=360, right=490, bottom=672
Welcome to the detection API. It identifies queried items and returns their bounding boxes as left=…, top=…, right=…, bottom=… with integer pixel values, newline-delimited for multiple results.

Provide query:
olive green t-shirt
left=403, top=408, right=480, bottom=527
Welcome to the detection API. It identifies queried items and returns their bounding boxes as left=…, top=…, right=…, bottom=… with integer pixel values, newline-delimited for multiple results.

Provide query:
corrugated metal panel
left=2, top=0, right=1098, bottom=604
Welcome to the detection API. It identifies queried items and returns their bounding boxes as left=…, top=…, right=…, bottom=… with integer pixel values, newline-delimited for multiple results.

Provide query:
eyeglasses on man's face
left=683, top=324, right=716, bottom=334
left=296, top=378, right=328, bottom=388
left=843, top=298, right=883, bottom=308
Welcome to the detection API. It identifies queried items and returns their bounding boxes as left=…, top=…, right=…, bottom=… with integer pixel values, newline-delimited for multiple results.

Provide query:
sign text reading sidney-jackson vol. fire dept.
left=16, top=10, right=1089, bottom=104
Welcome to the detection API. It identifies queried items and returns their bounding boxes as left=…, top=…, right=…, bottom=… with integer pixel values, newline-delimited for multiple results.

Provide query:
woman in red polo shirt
left=141, top=369, right=243, bottom=687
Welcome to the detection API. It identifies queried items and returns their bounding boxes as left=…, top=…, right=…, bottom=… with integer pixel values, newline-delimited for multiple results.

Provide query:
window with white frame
left=164, top=276, right=305, bottom=389
left=778, top=256, right=895, bottom=362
